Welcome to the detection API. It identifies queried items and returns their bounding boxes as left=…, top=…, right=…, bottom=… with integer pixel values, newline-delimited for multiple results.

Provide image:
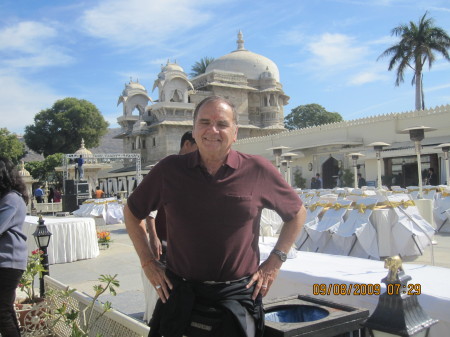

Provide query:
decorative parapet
left=235, top=104, right=450, bottom=145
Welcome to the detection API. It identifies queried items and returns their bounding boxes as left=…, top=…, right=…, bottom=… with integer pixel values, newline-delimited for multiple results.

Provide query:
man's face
left=193, top=100, right=238, bottom=160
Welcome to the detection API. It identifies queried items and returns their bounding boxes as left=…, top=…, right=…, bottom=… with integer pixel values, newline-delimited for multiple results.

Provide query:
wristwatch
left=270, top=249, right=287, bottom=262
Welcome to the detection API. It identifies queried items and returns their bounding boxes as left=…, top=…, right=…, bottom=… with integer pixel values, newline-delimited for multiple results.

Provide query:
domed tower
left=117, top=79, right=151, bottom=135
left=191, top=31, right=288, bottom=137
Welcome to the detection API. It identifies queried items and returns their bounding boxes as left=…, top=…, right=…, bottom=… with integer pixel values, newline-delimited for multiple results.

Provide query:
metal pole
left=376, top=151, right=382, bottom=189
left=39, top=246, right=50, bottom=298
left=445, top=152, right=450, bottom=186
left=416, top=141, right=423, bottom=198
left=353, top=160, right=358, bottom=189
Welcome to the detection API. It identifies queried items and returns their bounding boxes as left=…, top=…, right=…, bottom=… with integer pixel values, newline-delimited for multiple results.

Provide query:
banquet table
left=266, top=249, right=449, bottom=337
left=23, top=216, right=99, bottom=264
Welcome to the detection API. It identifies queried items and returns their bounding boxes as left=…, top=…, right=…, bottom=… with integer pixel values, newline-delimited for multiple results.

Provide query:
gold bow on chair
left=442, top=192, right=450, bottom=198
left=309, top=202, right=329, bottom=211
left=331, top=202, right=350, bottom=211
left=356, top=203, right=376, bottom=213
left=389, top=199, right=415, bottom=209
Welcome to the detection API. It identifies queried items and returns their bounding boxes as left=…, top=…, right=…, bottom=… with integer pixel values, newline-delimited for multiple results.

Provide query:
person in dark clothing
left=48, top=187, right=55, bottom=203
left=0, top=157, right=29, bottom=337
left=427, top=168, right=438, bottom=185
left=357, top=173, right=366, bottom=188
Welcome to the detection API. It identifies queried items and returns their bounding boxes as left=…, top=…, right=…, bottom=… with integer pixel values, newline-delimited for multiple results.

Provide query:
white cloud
left=80, top=0, right=213, bottom=48
left=0, top=73, right=61, bottom=134
left=0, top=21, right=74, bottom=69
left=307, top=33, right=368, bottom=69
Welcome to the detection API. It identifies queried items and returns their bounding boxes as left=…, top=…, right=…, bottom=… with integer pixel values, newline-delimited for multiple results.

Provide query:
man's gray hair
left=193, top=96, right=237, bottom=124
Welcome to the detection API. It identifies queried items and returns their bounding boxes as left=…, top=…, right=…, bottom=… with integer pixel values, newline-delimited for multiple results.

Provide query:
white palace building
left=98, top=32, right=450, bottom=195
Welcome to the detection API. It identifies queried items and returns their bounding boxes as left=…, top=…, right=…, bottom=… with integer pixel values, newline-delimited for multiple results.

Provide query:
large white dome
left=205, top=32, right=280, bottom=82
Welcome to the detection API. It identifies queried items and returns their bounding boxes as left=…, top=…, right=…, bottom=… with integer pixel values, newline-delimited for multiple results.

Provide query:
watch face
left=272, top=249, right=287, bottom=262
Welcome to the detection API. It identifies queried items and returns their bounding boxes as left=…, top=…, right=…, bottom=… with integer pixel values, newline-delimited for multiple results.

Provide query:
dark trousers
left=0, top=268, right=24, bottom=337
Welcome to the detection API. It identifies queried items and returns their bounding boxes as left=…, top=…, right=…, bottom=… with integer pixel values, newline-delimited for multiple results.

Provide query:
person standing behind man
left=34, top=185, right=44, bottom=203
left=0, top=157, right=29, bottom=337
left=427, top=168, right=438, bottom=186
left=95, top=186, right=104, bottom=199
left=124, top=96, right=306, bottom=337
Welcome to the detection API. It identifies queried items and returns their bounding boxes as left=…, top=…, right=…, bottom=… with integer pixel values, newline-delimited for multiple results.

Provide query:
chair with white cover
left=322, top=198, right=379, bottom=259
left=345, top=189, right=365, bottom=202
left=301, top=200, right=352, bottom=253
left=295, top=202, right=327, bottom=251
left=422, top=185, right=437, bottom=200
left=434, top=191, right=450, bottom=232
left=407, top=186, right=420, bottom=199
left=387, top=194, right=436, bottom=257
left=260, top=208, right=284, bottom=237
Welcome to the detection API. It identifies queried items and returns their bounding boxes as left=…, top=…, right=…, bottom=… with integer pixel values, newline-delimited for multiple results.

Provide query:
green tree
left=25, top=153, right=64, bottom=185
left=293, top=169, right=306, bottom=189
left=189, top=56, right=215, bottom=77
left=378, top=12, right=450, bottom=110
left=341, top=169, right=354, bottom=188
left=284, top=104, right=343, bottom=130
left=24, top=98, right=109, bottom=157
left=0, top=128, right=26, bottom=164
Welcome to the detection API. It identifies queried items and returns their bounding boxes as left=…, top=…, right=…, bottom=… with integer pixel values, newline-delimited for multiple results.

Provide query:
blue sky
left=1, top=0, right=449, bottom=134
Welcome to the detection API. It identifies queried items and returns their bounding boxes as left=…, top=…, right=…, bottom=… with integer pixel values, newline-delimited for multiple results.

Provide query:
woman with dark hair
left=48, top=187, right=55, bottom=203
left=0, top=156, right=29, bottom=337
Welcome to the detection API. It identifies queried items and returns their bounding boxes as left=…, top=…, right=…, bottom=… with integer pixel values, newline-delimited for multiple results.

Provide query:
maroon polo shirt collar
left=187, top=149, right=239, bottom=170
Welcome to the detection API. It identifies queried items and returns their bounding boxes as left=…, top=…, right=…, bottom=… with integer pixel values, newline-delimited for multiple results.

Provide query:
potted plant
left=15, top=249, right=48, bottom=331
left=97, top=230, right=112, bottom=249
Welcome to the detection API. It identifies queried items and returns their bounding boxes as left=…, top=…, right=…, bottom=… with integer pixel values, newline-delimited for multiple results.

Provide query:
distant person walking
left=47, top=187, right=55, bottom=203
left=77, top=155, right=84, bottom=180
left=34, top=186, right=44, bottom=203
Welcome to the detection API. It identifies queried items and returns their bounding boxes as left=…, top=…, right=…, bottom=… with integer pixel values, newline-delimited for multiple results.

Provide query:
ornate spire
left=237, top=30, right=245, bottom=50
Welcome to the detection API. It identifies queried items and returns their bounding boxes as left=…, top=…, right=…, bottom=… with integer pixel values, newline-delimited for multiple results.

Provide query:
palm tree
left=378, top=12, right=450, bottom=110
left=189, top=57, right=215, bottom=78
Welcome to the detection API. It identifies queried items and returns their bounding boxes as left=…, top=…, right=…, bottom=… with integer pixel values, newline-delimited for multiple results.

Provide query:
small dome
left=205, top=31, right=280, bottom=82
left=74, top=139, right=93, bottom=156
left=18, top=161, right=30, bottom=177
left=122, top=79, right=147, bottom=96
left=163, top=62, right=184, bottom=73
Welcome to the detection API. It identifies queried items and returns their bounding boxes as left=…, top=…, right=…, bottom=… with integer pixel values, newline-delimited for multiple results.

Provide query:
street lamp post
left=368, top=142, right=390, bottom=189
left=400, top=126, right=436, bottom=198
left=32, top=215, right=52, bottom=298
left=281, top=152, right=299, bottom=186
left=281, top=160, right=288, bottom=182
left=267, top=146, right=290, bottom=173
left=347, top=153, right=364, bottom=189
left=435, top=143, right=450, bottom=186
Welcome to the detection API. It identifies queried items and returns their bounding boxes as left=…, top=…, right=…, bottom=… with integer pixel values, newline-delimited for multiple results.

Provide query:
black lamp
left=32, top=215, right=52, bottom=297
left=347, top=152, right=364, bottom=188
left=267, top=146, right=290, bottom=172
left=365, top=256, right=438, bottom=336
left=400, top=126, right=436, bottom=198
left=435, top=143, right=450, bottom=186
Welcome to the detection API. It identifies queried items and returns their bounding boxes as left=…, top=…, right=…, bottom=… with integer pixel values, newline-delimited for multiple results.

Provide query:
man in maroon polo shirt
left=124, top=96, right=306, bottom=337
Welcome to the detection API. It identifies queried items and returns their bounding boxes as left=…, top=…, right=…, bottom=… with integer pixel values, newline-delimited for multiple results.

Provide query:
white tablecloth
left=266, top=251, right=449, bottom=337
left=23, top=216, right=99, bottom=264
